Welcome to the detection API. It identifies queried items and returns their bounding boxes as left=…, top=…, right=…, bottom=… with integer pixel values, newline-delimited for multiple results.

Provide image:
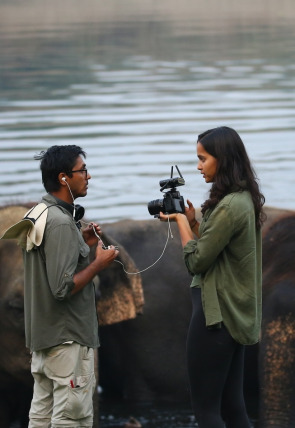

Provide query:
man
left=23, top=145, right=119, bottom=427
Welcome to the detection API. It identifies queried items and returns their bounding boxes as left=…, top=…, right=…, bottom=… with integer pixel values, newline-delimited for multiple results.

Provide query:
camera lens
left=147, top=199, right=164, bottom=215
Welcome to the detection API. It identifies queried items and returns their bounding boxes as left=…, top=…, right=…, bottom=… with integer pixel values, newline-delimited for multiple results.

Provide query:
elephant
left=1, top=204, right=295, bottom=427
left=258, top=214, right=295, bottom=428
left=0, top=206, right=34, bottom=428
left=98, top=206, right=295, bottom=428
left=0, top=204, right=144, bottom=428
left=99, top=219, right=192, bottom=403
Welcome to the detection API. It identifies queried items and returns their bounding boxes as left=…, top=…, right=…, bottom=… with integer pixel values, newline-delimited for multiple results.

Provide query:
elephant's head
left=0, top=205, right=32, bottom=385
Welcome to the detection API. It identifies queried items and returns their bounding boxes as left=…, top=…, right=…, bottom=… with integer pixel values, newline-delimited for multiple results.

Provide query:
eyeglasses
left=71, top=169, right=88, bottom=177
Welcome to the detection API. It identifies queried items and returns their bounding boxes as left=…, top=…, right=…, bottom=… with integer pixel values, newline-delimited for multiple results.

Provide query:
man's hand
left=82, top=222, right=101, bottom=247
left=93, top=240, right=119, bottom=271
left=71, top=241, right=119, bottom=295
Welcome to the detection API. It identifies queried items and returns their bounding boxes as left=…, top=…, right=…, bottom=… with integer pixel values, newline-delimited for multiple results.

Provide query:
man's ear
left=58, top=173, right=68, bottom=186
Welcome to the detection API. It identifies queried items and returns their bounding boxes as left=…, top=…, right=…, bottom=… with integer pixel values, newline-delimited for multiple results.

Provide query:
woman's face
left=197, top=141, right=218, bottom=183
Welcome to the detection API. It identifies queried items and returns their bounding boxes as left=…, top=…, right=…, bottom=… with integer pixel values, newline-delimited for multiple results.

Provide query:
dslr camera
left=148, top=165, right=185, bottom=217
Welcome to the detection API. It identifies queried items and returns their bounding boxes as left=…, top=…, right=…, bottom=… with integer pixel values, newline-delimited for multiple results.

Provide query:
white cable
left=114, top=218, right=173, bottom=275
left=64, top=180, right=76, bottom=219
left=80, top=220, right=118, bottom=250
left=80, top=218, right=174, bottom=275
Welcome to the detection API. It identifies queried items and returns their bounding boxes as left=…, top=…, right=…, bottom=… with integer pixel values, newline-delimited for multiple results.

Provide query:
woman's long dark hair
left=198, top=126, right=265, bottom=229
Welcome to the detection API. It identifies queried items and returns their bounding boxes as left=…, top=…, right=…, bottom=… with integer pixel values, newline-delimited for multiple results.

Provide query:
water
left=1, top=3, right=295, bottom=224
left=0, top=2, right=294, bottom=427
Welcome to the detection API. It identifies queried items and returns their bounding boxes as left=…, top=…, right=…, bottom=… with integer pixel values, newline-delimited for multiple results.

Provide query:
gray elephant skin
left=1, top=204, right=295, bottom=428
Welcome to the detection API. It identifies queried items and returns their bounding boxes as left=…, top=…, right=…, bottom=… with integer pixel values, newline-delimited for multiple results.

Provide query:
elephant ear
left=92, top=232, right=144, bottom=325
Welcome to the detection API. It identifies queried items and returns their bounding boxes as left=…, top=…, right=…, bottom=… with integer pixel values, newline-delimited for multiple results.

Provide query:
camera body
left=147, top=166, right=185, bottom=217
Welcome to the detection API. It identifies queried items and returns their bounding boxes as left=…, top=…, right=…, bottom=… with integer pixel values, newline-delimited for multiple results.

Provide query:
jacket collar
left=43, top=194, right=85, bottom=225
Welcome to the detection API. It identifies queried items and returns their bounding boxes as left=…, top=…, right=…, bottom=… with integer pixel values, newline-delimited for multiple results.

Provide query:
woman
left=160, top=126, right=265, bottom=428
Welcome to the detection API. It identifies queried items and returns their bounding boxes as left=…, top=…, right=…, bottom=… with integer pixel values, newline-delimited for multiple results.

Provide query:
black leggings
left=186, top=288, right=251, bottom=428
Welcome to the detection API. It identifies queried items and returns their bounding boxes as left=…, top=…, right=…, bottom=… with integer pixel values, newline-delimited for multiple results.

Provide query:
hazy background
left=1, top=0, right=295, bottom=223
left=1, top=1, right=295, bottom=427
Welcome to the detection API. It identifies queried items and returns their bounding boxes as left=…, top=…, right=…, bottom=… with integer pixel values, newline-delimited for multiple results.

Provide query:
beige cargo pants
left=29, top=342, right=96, bottom=428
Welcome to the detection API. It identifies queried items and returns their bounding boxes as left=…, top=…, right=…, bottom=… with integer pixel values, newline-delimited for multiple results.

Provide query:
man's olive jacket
left=23, top=194, right=99, bottom=352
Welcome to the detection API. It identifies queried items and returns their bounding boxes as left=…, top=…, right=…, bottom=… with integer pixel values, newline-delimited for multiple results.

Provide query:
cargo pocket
left=64, top=373, right=95, bottom=420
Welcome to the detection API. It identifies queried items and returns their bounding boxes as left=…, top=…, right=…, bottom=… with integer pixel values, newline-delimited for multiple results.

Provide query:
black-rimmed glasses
left=71, top=169, right=88, bottom=177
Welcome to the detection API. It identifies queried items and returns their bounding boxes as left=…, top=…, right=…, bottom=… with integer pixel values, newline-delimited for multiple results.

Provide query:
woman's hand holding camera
left=159, top=199, right=195, bottom=224
left=185, top=199, right=196, bottom=225
left=159, top=199, right=199, bottom=245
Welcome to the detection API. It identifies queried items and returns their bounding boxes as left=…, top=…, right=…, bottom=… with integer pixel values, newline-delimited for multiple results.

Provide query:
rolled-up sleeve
left=183, top=205, right=235, bottom=276
left=44, top=223, right=79, bottom=299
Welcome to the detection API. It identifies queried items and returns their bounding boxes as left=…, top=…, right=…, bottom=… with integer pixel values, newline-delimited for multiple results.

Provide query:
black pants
left=186, top=288, right=252, bottom=428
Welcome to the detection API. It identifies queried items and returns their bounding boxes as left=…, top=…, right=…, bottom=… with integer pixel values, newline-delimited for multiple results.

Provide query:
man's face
left=68, top=156, right=91, bottom=199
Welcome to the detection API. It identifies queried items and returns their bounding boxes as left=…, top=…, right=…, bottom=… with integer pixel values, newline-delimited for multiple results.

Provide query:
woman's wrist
left=190, top=219, right=198, bottom=229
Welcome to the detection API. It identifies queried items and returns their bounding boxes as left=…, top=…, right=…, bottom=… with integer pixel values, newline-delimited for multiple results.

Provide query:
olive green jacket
left=22, top=194, right=99, bottom=352
left=183, top=190, right=262, bottom=345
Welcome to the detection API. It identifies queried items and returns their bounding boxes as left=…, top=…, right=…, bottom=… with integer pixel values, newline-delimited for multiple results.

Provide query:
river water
left=1, top=2, right=295, bottom=225
left=1, top=1, right=295, bottom=427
